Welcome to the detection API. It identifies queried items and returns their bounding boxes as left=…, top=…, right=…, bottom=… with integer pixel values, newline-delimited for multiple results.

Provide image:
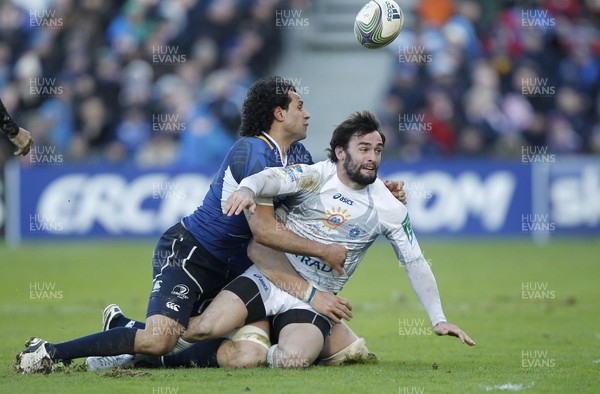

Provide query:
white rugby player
left=181, top=111, right=475, bottom=367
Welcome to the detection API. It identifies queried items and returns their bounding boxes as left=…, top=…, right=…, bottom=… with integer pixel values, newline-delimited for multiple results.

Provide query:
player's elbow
left=249, top=223, right=275, bottom=249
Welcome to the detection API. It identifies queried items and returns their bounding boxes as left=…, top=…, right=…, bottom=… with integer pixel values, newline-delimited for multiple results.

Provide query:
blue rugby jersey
left=182, top=134, right=313, bottom=275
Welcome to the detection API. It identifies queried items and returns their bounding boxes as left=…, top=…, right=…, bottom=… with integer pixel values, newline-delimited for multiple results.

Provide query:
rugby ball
left=354, top=0, right=403, bottom=49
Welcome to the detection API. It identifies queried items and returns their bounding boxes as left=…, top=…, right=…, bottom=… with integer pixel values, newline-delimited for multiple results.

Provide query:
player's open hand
left=384, top=180, right=406, bottom=205
left=318, top=243, right=347, bottom=276
left=310, top=290, right=353, bottom=324
left=433, top=321, right=476, bottom=346
left=223, top=187, right=256, bottom=216
left=10, top=127, right=34, bottom=156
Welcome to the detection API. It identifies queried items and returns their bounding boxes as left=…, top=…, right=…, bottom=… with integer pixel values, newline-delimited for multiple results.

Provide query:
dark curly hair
left=327, top=111, right=385, bottom=162
left=240, top=76, right=296, bottom=137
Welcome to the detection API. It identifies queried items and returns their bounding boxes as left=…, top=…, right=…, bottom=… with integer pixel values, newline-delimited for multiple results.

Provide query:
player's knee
left=220, top=325, right=270, bottom=368
left=135, top=329, right=178, bottom=356
left=274, top=344, right=315, bottom=369
left=185, top=318, right=217, bottom=342
left=225, top=346, right=266, bottom=368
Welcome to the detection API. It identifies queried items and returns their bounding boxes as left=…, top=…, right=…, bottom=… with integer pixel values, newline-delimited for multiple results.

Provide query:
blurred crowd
left=1, top=0, right=599, bottom=166
left=0, top=0, right=287, bottom=166
left=381, top=0, right=600, bottom=159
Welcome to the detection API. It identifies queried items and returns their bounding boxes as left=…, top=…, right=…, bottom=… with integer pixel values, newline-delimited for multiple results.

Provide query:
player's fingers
left=13, top=138, right=33, bottom=156
left=334, top=266, right=345, bottom=276
left=336, top=303, right=351, bottom=319
left=337, top=308, right=352, bottom=321
left=457, top=331, right=470, bottom=345
left=223, top=194, right=236, bottom=215
left=224, top=201, right=236, bottom=216
left=22, top=139, right=33, bottom=155
left=461, top=332, right=476, bottom=346
left=234, top=201, right=249, bottom=216
left=247, top=203, right=256, bottom=215
left=327, top=311, right=341, bottom=324
left=343, top=306, right=353, bottom=319
left=340, top=297, right=352, bottom=311
left=384, top=179, right=398, bottom=192
left=397, top=180, right=404, bottom=190
left=398, top=191, right=407, bottom=205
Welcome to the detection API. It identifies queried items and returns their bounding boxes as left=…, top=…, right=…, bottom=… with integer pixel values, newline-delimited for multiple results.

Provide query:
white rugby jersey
left=239, top=160, right=447, bottom=326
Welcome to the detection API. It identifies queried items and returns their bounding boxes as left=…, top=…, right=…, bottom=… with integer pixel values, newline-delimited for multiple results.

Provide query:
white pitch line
left=484, top=382, right=535, bottom=392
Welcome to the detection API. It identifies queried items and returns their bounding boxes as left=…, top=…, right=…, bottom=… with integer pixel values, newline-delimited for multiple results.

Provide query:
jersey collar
left=260, top=132, right=288, bottom=166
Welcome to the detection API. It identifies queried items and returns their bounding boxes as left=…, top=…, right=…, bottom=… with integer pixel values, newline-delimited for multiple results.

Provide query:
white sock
left=267, top=344, right=278, bottom=368
left=165, top=338, right=193, bottom=356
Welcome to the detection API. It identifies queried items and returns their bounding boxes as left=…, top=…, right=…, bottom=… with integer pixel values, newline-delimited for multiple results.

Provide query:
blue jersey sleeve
left=229, top=139, right=272, bottom=183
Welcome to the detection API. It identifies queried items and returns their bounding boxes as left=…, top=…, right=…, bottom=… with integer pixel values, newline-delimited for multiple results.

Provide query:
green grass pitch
left=1, top=238, right=599, bottom=393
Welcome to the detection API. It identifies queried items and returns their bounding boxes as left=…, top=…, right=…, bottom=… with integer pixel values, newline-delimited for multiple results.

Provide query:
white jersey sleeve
left=238, top=163, right=323, bottom=198
left=375, top=182, right=447, bottom=326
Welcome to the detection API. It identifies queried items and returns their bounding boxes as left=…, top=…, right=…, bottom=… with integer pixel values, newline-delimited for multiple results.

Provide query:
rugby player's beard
left=343, top=152, right=378, bottom=186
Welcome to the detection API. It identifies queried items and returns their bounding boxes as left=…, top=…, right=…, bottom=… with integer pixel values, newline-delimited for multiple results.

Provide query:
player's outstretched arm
left=403, top=256, right=475, bottom=346
left=434, top=322, right=476, bottom=346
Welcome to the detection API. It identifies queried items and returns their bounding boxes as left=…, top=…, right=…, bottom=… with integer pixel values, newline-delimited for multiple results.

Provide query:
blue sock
left=142, top=338, right=226, bottom=368
left=110, top=315, right=146, bottom=330
left=49, top=328, right=137, bottom=362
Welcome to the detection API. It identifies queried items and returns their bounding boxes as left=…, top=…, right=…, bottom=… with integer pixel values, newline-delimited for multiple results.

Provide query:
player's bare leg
left=269, top=323, right=324, bottom=368
left=134, top=315, right=184, bottom=355
left=217, top=320, right=270, bottom=368
left=183, top=290, right=249, bottom=343
left=319, top=321, right=372, bottom=365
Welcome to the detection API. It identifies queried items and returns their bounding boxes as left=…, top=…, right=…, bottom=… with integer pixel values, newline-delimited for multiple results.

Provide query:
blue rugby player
left=16, top=77, right=404, bottom=373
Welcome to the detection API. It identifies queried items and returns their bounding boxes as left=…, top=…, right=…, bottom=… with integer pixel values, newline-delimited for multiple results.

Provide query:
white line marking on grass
left=484, top=382, right=535, bottom=391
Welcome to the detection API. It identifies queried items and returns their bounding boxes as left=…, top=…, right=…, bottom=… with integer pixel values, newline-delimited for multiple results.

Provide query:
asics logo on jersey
left=166, top=302, right=180, bottom=311
left=333, top=193, right=354, bottom=206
